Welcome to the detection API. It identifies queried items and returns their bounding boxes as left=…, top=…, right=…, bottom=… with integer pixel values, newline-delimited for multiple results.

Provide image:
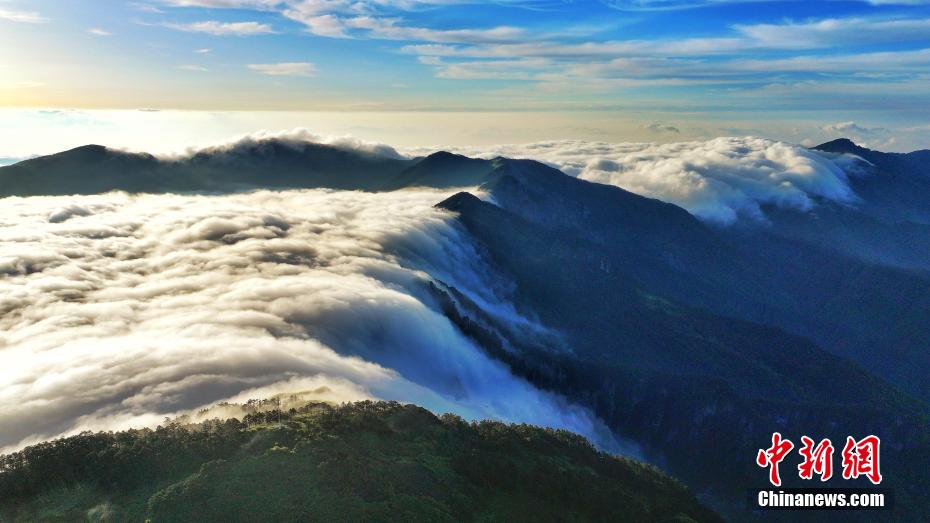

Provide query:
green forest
left=0, top=400, right=720, bottom=522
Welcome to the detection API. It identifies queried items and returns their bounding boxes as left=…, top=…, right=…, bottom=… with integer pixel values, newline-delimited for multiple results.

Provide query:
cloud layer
left=0, top=188, right=618, bottom=453
left=248, top=62, right=316, bottom=77
left=403, top=137, right=863, bottom=224
left=166, top=20, right=274, bottom=35
left=0, top=8, right=47, bottom=24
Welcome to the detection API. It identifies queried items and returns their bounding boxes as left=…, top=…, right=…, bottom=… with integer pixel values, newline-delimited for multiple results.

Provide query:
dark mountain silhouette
left=0, top=142, right=414, bottom=196
left=814, top=138, right=871, bottom=157
left=182, top=139, right=414, bottom=191
left=0, top=144, right=528, bottom=198
left=388, top=150, right=495, bottom=188
left=0, top=142, right=510, bottom=197
left=0, top=145, right=164, bottom=196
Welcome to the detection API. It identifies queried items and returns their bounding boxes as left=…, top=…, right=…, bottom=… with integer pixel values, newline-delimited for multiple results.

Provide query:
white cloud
left=154, top=0, right=930, bottom=55
left=732, top=48, right=930, bottom=74
left=280, top=7, right=528, bottom=42
left=404, top=16, right=930, bottom=61
left=88, top=28, right=113, bottom=36
left=402, top=137, right=863, bottom=224
left=0, top=188, right=619, bottom=454
left=821, top=121, right=897, bottom=150
left=183, top=128, right=406, bottom=160
left=404, top=38, right=744, bottom=61
left=153, top=0, right=930, bottom=98
left=161, top=0, right=281, bottom=7
left=409, top=44, right=930, bottom=89
left=283, top=12, right=350, bottom=37
left=605, top=0, right=930, bottom=8
left=346, top=16, right=526, bottom=43
left=130, top=2, right=167, bottom=14
left=734, top=17, right=930, bottom=49
left=0, top=8, right=47, bottom=23
left=195, top=47, right=212, bottom=53
left=396, top=15, right=930, bottom=89
left=248, top=62, right=316, bottom=76
left=179, top=64, right=210, bottom=71
left=823, top=121, right=888, bottom=136
left=161, top=0, right=530, bottom=43
left=427, top=57, right=550, bottom=80
left=167, top=20, right=275, bottom=35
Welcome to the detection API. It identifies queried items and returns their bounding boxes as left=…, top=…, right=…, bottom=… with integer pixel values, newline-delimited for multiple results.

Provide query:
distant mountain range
left=0, top=142, right=498, bottom=196
left=2, top=138, right=928, bottom=520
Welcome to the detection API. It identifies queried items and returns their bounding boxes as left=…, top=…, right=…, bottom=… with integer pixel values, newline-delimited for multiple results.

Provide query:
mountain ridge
left=0, top=140, right=416, bottom=196
left=0, top=400, right=722, bottom=523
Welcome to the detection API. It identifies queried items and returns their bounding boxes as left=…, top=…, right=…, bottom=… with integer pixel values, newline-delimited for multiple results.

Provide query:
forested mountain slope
left=0, top=401, right=720, bottom=523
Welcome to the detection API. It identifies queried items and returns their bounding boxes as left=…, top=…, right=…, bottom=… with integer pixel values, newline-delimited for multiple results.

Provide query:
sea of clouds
left=403, top=136, right=864, bottom=224
left=0, top=130, right=868, bottom=457
left=0, top=188, right=621, bottom=454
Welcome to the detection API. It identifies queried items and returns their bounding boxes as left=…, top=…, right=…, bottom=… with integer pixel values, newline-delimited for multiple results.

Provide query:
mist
left=0, top=188, right=625, bottom=454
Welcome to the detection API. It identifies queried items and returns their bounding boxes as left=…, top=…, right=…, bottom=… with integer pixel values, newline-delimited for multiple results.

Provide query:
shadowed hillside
left=435, top=172, right=930, bottom=520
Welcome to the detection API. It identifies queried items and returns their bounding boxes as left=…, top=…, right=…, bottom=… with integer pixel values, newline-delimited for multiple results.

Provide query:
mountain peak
left=70, top=144, right=108, bottom=152
left=813, top=138, right=869, bottom=155
left=416, top=150, right=486, bottom=169
left=435, top=191, right=484, bottom=212
left=49, top=144, right=111, bottom=160
left=425, top=150, right=466, bottom=160
left=390, top=152, right=492, bottom=189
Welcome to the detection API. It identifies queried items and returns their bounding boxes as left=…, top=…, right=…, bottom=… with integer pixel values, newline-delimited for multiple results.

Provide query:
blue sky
left=1, top=0, right=930, bottom=152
